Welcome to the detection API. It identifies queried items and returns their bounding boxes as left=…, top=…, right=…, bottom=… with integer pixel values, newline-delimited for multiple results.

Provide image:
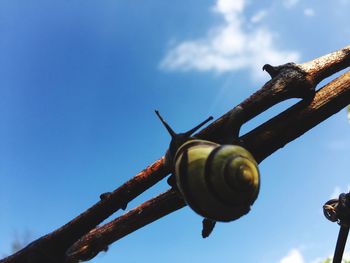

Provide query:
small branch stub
left=65, top=69, right=350, bottom=262
left=2, top=45, right=350, bottom=263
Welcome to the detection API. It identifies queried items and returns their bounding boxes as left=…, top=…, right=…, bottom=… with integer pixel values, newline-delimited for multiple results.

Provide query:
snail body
left=155, top=111, right=260, bottom=223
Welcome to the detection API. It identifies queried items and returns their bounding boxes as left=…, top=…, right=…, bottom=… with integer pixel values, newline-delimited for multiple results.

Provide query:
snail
left=155, top=111, right=260, bottom=236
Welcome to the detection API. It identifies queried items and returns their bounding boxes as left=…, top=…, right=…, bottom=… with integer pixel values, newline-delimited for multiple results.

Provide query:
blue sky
left=1, top=0, right=350, bottom=262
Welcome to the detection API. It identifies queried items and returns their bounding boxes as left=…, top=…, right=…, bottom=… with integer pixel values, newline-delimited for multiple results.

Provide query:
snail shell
left=174, top=139, right=260, bottom=222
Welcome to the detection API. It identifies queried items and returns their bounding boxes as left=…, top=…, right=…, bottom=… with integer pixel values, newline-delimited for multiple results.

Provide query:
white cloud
left=310, top=257, right=325, bottom=263
left=303, top=8, right=315, bottom=17
left=280, top=249, right=346, bottom=263
left=160, top=0, right=300, bottom=80
left=283, top=0, right=300, bottom=8
left=280, top=248, right=350, bottom=263
left=213, top=0, right=245, bottom=17
left=250, top=10, right=268, bottom=23
left=311, top=253, right=350, bottom=263
left=280, top=249, right=304, bottom=263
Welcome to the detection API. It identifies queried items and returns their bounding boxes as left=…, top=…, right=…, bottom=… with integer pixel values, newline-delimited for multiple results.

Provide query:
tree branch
left=65, top=70, right=350, bottom=262
left=242, top=70, right=350, bottom=162
left=66, top=189, right=185, bottom=262
left=0, top=158, right=168, bottom=263
left=1, top=45, right=350, bottom=263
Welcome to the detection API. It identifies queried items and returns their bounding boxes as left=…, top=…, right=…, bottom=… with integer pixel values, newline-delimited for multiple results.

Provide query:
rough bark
left=1, top=45, right=350, bottom=263
left=66, top=70, right=350, bottom=262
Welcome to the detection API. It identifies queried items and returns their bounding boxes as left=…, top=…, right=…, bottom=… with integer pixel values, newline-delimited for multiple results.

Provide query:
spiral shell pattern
left=174, top=139, right=260, bottom=222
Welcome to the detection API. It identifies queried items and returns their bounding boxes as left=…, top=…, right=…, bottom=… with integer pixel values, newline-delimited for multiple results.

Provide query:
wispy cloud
left=280, top=247, right=350, bottom=263
left=283, top=0, right=300, bottom=9
left=250, top=10, right=268, bottom=24
left=279, top=249, right=304, bottom=263
left=159, top=0, right=300, bottom=80
left=310, top=253, right=350, bottom=263
left=303, top=8, right=315, bottom=17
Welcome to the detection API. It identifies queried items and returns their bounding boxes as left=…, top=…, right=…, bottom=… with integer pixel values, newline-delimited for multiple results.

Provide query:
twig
left=0, top=158, right=168, bottom=263
left=1, top=45, right=350, bottom=263
left=300, top=44, right=350, bottom=83
left=66, top=70, right=350, bottom=262
left=242, top=69, right=350, bottom=162
left=197, top=45, right=350, bottom=144
left=66, top=189, right=185, bottom=262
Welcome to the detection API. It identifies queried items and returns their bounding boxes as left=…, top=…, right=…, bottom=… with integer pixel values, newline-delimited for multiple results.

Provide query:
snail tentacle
left=155, top=111, right=260, bottom=235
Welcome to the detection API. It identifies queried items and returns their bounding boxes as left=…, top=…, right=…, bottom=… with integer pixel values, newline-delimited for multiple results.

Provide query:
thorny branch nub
left=1, top=45, right=350, bottom=263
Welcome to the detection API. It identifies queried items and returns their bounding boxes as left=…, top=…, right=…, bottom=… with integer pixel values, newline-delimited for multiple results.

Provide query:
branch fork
left=2, top=45, right=350, bottom=263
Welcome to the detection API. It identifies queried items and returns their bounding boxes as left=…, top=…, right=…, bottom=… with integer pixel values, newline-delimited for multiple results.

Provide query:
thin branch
left=66, top=70, right=350, bottom=262
left=300, top=44, right=350, bottom=84
left=1, top=45, right=350, bottom=263
left=197, top=45, right=350, bottom=144
left=66, top=189, right=185, bottom=262
left=0, top=158, right=168, bottom=263
left=242, top=70, right=350, bottom=162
